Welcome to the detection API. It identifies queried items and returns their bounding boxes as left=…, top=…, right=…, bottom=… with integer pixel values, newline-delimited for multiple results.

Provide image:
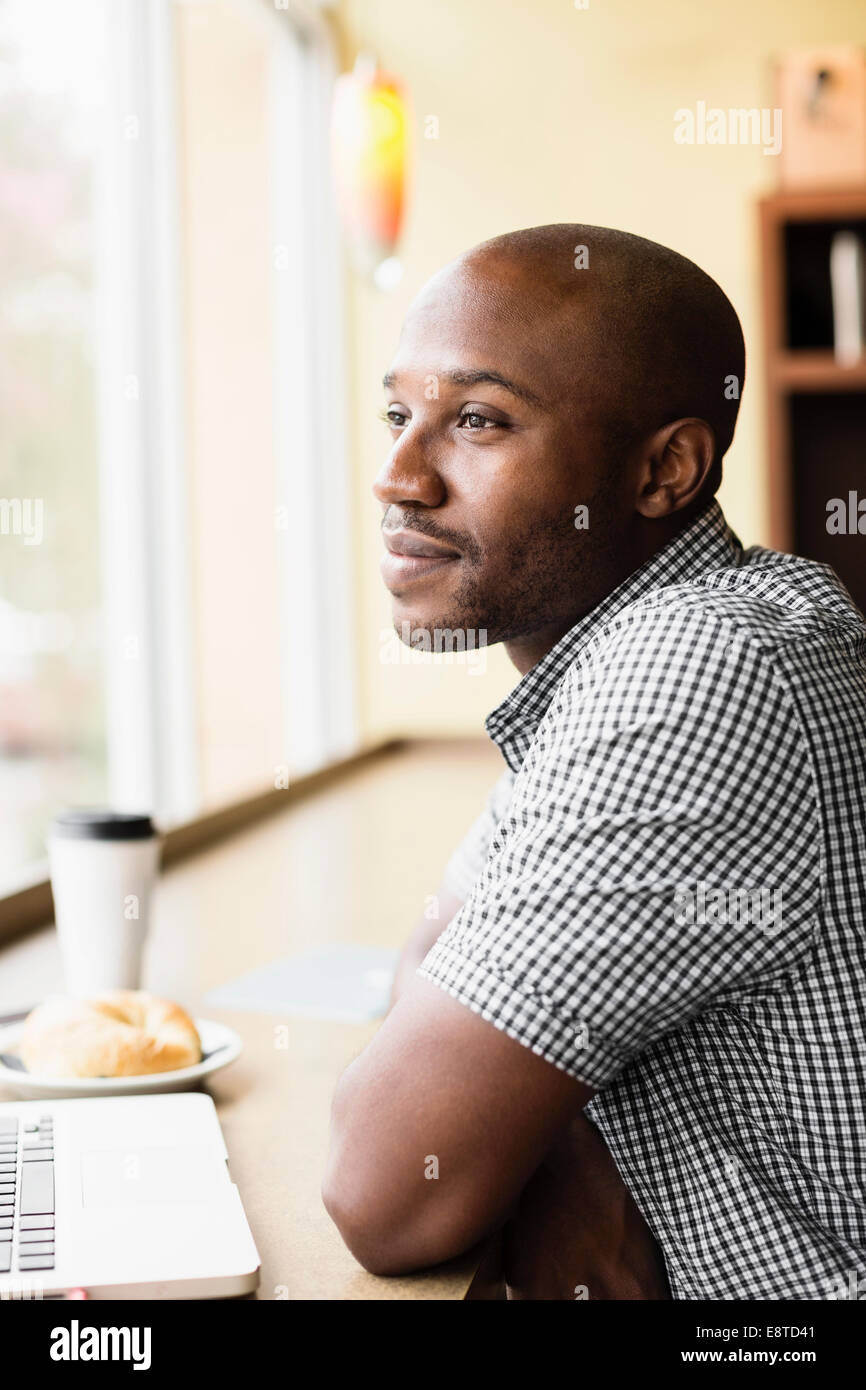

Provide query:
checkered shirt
left=420, top=498, right=866, bottom=1300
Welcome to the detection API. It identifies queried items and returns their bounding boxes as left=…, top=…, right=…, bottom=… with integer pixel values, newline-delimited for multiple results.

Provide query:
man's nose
left=372, top=429, right=445, bottom=509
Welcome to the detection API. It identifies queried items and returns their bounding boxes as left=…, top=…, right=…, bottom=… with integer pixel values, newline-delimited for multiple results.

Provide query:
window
left=0, top=0, right=356, bottom=894
left=0, top=0, right=109, bottom=885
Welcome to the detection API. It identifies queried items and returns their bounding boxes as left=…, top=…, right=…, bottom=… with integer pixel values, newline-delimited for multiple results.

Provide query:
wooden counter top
left=0, top=739, right=503, bottom=1299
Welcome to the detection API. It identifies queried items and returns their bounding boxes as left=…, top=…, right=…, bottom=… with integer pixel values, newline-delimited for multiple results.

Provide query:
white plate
left=0, top=1017, right=242, bottom=1099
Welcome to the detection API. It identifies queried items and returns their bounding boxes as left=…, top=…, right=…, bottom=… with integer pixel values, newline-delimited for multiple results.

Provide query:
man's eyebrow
left=382, top=367, right=544, bottom=408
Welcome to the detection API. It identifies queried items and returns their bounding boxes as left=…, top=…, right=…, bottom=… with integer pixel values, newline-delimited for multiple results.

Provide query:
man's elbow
left=321, top=1169, right=413, bottom=1276
left=321, top=1143, right=472, bottom=1276
left=321, top=1077, right=408, bottom=1273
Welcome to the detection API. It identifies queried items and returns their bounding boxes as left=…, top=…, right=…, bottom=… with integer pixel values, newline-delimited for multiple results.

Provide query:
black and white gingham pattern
left=441, top=769, right=515, bottom=902
left=419, top=499, right=866, bottom=1300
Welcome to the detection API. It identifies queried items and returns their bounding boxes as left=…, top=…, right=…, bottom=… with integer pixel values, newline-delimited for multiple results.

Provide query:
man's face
left=373, top=256, right=632, bottom=649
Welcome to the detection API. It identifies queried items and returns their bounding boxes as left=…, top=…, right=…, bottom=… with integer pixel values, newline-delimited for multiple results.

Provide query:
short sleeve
left=440, top=767, right=516, bottom=902
left=419, top=605, right=822, bottom=1088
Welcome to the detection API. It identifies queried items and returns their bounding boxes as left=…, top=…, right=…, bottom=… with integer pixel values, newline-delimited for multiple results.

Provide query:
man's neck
left=504, top=620, right=581, bottom=677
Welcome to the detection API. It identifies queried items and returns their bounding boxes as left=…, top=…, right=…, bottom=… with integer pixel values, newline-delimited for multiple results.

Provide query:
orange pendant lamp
left=331, top=53, right=410, bottom=287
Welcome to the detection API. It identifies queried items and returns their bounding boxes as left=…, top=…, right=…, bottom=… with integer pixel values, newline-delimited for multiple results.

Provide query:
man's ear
left=635, top=418, right=716, bottom=520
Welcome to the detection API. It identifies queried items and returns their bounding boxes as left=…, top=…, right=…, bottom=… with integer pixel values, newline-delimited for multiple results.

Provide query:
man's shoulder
left=593, top=544, right=865, bottom=666
left=686, top=544, right=863, bottom=638
left=548, top=547, right=865, bottom=735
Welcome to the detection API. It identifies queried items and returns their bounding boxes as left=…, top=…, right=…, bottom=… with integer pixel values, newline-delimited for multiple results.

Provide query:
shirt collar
left=486, top=498, right=744, bottom=772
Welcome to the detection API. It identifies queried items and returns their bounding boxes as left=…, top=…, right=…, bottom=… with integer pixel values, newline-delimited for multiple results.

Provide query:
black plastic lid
left=50, top=810, right=156, bottom=841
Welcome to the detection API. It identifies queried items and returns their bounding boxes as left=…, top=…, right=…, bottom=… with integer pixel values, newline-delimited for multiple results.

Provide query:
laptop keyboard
left=0, top=1114, right=56, bottom=1273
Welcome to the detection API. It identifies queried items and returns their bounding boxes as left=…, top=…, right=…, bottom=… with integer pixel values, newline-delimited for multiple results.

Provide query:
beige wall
left=337, top=0, right=866, bottom=742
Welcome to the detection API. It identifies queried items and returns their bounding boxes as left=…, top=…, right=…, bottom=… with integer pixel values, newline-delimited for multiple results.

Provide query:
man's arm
left=327, top=782, right=518, bottom=1272
left=388, top=884, right=464, bottom=1009
left=503, top=1110, right=671, bottom=1299
left=323, top=975, right=593, bottom=1275
left=386, top=889, right=670, bottom=1298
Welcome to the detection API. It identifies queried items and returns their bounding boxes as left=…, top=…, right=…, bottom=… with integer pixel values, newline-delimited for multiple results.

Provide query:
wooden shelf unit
left=772, top=351, right=866, bottom=392
left=759, top=189, right=866, bottom=613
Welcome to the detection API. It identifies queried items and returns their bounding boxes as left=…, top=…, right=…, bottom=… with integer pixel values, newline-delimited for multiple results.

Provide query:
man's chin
left=389, top=606, right=442, bottom=642
left=384, top=572, right=494, bottom=646
left=390, top=606, right=496, bottom=649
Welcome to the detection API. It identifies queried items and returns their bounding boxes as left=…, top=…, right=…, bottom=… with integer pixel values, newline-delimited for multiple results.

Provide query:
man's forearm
left=388, top=887, right=464, bottom=1009
left=389, top=920, right=441, bottom=1007
left=503, top=1111, right=671, bottom=1299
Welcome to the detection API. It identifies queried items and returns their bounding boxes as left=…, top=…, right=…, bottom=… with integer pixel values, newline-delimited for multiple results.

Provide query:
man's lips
left=380, top=528, right=461, bottom=585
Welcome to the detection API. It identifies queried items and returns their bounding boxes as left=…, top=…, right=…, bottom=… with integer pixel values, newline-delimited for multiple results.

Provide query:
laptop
left=0, top=1092, right=260, bottom=1299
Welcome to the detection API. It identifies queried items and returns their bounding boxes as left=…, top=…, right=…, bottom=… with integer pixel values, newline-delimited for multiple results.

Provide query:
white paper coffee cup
left=48, top=811, right=160, bottom=996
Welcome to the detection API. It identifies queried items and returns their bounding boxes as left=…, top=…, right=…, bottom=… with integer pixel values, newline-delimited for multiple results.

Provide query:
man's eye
left=379, top=408, right=408, bottom=428
left=457, top=411, right=498, bottom=430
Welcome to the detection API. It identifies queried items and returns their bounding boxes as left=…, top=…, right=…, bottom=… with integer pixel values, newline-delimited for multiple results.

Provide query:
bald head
left=449, top=223, right=745, bottom=488
left=375, top=223, right=746, bottom=669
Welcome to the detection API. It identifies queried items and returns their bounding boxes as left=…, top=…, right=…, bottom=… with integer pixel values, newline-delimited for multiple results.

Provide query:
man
left=322, top=224, right=866, bottom=1300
